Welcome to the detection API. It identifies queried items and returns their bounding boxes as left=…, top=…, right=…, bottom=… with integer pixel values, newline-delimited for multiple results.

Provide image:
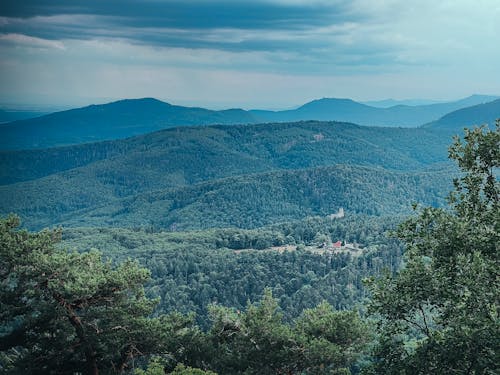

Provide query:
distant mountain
left=0, top=109, right=48, bottom=123
left=362, top=99, right=444, bottom=107
left=0, top=98, right=257, bottom=150
left=1, top=95, right=497, bottom=150
left=251, top=95, right=500, bottom=127
left=424, top=98, right=500, bottom=131
left=362, top=95, right=498, bottom=108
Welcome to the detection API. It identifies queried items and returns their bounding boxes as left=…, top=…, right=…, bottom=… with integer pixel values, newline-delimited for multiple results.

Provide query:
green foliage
left=1, top=163, right=452, bottom=231
left=365, top=123, right=499, bottom=374
left=295, top=302, right=369, bottom=374
left=135, top=359, right=217, bottom=375
left=0, top=215, right=196, bottom=374
left=204, top=290, right=367, bottom=374
left=135, top=357, right=168, bottom=375
left=61, top=215, right=403, bottom=327
left=169, top=364, right=217, bottom=375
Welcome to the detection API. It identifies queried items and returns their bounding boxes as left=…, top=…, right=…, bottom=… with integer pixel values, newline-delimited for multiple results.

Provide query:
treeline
left=61, top=214, right=403, bottom=251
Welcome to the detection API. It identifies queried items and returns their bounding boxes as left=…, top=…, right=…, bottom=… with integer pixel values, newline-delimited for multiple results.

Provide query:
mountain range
left=0, top=99, right=255, bottom=150
left=1, top=92, right=498, bottom=232
left=362, top=98, right=444, bottom=107
left=1, top=94, right=498, bottom=150
left=250, top=94, right=499, bottom=127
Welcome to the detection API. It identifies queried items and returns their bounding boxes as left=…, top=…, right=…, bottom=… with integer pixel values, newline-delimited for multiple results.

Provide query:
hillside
left=0, top=121, right=457, bottom=230
left=73, top=164, right=451, bottom=230
left=424, top=98, right=500, bottom=131
left=0, top=121, right=451, bottom=186
left=1, top=163, right=452, bottom=230
left=0, top=98, right=257, bottom=150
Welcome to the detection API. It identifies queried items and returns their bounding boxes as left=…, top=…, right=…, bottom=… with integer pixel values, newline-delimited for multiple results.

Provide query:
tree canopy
left=365, top=122, right=499, bottom=374
left=0, top=216, right=199, bottom=374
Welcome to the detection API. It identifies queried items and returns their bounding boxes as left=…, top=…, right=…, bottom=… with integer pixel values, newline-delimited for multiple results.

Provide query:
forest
left=0, top=123, right=498, bottom=374
left=1, top=120, right=454, bottom=230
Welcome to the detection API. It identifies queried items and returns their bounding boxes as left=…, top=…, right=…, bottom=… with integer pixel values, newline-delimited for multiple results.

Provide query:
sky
left=0, top=0, right=499, bottom=110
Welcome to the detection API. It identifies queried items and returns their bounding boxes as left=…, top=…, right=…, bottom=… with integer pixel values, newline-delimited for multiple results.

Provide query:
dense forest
left=3, top=164, right=451, bottom=230
left=1, top=123, right=498, bottom=374
left=61, top=215, right=404, bottom=326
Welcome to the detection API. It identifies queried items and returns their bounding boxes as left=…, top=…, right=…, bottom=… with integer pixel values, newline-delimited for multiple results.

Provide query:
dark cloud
left=0, top=1, right=357, bottom=30
left=0, top=1, right=372, bottom=57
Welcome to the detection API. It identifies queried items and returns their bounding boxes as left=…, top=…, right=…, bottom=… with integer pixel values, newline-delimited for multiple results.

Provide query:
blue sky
left=0, top=0, right=499, bottom=109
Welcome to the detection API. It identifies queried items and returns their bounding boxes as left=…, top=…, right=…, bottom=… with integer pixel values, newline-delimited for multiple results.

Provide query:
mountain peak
left=298, top=97, right=367, bottom=111
left=105, top=97, right=171, bottom=107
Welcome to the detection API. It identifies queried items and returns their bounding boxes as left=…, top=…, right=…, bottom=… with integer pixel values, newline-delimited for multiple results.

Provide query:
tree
left=135, top=359, right=216, bottom=375
left=364, top=122, right=499, bottom=374
left=295, top=302, right=369, bottom=374
left=0, top=216, right=199, bottom=374
left=205, top=289, right=367, bottom=374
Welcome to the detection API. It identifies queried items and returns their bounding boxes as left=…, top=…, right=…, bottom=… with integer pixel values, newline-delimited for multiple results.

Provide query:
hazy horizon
left=2, top=93, right=500, bottom=113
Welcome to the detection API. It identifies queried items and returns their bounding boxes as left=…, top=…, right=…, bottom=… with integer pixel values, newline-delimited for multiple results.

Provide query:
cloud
left=0, top=1, right=399, bottom=71
left=0, top=1, right=355, bottom=29
left=0, top=1, right=363, bottom=48
left=0, top=0, right=499, bottom=108
left=0, top=32, right=65, bottom=49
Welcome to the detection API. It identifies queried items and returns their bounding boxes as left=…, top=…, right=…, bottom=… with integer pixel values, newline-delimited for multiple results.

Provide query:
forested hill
left=59, top=214, right=405, bottom=324
left=1, top=95, right=497, bottom=150
left=0, top=117, right=463, bottom=232
left=0, top=121, right=450, bottom=186
left=424, top=98, right=500, bottom=131
left=0, top=98, right=257, bottom=150
left=0, top=120, right=456, bottom=230
left=1, top=163, right=452, bottom=230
